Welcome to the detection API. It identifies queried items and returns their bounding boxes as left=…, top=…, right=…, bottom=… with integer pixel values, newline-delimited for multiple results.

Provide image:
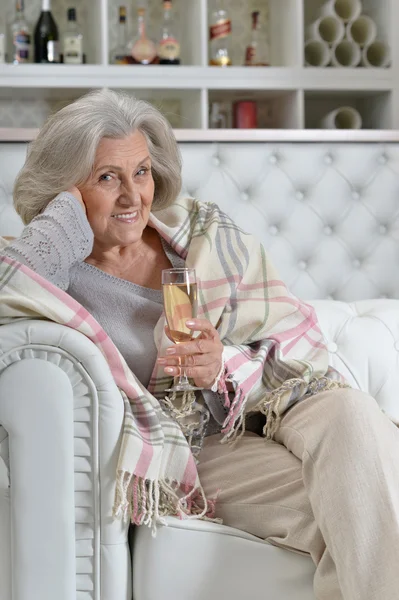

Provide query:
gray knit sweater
left=3, top=192, right=229, bottom=432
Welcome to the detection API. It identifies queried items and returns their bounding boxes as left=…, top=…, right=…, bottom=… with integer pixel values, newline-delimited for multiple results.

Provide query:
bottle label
left=47, top=40, right=59, bottom=62
left=158, top=37, right=180, bottom=60
left=131, top=39, right=157, bottom=64
left=245, top=45, right=255, bottom=65
left=0, top=34, right=5, bottom=63
left=13, top=31, right=31, bottom=62
left=64, top=36, right=83, bottom=64
left=210, top=19, right=232, bottom=41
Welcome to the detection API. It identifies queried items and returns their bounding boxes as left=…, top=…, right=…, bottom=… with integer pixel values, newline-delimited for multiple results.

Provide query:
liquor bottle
left=127, top=7, right=157, bottom=65
left=11, top=0, right=32, bottom=64
left=209, top=0, right=232, bottom=66
left=158, top=0, right=180, bottom=65
left=34, top=0, right=59, bottom=63
left=244, top=11, right=270, bottom=66
left=62, top=8, right=84, bottom=64
left=111, top=6, right=129, bottom=64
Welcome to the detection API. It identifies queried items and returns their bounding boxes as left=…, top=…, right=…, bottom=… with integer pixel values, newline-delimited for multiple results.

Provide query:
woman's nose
left=118, top=181, right=140, bottom=205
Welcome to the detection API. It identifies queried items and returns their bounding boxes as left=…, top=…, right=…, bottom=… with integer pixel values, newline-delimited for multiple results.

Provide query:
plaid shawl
left=0, top=196, right=346, bottom=528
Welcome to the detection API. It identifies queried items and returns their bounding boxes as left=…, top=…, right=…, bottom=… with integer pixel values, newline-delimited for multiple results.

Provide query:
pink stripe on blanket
left=282, top=331, right=326, bottom=356
left=238, top=279, right=285, bottom=291
left=269, top=315, right=318, bottom=345
left=181, top=450, right=200, bottom=489
left=200, top=274, right=241, bottom=289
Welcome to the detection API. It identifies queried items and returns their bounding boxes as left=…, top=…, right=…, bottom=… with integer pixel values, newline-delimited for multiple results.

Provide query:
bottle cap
left=67, top=7, right=77, bottom=21
left=119, top=5, right=127, bottom=21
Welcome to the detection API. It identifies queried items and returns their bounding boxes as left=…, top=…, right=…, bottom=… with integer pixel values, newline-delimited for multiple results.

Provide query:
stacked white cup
left=305, top=0, right=390, bottom=69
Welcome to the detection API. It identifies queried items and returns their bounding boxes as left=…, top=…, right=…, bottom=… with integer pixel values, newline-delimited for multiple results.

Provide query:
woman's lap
left=197, top=386, right=397, bottom=558
left=198, top=430, right=320, bottom=555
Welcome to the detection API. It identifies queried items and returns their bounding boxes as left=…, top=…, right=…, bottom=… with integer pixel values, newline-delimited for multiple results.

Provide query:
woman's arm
left=2, top=192, right=93, bottom=291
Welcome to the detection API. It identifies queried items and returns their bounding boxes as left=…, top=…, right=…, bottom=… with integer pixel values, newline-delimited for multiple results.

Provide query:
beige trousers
left=197, top=388, right=399, bottom=600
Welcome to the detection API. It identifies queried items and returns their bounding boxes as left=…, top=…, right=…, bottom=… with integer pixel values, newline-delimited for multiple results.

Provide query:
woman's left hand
left=157, top=318, right=224, bottom=390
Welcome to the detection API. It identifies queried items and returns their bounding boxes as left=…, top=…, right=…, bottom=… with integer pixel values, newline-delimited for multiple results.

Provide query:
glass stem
left=178, top=355, right=190, bottom=386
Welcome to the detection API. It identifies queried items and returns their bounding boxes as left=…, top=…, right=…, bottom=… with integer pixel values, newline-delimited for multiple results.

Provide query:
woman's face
left=80, top=131, right=155, bottom=252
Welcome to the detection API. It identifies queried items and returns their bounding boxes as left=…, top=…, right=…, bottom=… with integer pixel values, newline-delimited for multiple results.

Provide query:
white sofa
left=0, top=141, right=399, bottom=600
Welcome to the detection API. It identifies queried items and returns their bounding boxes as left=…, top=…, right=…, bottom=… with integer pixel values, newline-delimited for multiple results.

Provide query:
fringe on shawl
left=113, top=469, right=218, bottom=535
left=161, top=389, right=210, bottom=459
left=220, top=376, right=351, bottom=444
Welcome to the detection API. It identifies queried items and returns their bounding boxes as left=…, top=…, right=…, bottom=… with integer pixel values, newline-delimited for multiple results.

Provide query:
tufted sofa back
left=1, top=141, right=398, bottom=301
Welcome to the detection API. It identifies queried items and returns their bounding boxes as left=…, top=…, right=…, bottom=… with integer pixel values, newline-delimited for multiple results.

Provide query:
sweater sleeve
left=2, top=192, right=94, bottom=291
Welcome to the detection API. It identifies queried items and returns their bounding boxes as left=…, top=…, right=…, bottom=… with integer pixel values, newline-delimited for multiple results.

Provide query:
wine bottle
left=34, top=0, right=59, bottom=63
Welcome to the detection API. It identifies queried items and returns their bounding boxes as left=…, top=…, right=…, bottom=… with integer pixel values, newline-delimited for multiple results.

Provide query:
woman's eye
left=99, top=174, right=113, bottom=182
left=137, top=167, right=148, bottom=176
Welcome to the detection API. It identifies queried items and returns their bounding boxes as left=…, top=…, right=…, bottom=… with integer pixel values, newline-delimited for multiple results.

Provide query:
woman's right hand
left=67, top=186, right=86, bottom=214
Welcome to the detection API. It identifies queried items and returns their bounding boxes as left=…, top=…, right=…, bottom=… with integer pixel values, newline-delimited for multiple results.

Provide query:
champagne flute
left=162, top=267, right=202, bottom=392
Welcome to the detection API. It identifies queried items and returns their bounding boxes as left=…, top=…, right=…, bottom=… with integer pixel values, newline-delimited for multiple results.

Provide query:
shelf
left=0, top=64, right=394, bottom=92
left=1, top=0, right=398, bottom=132
left=2, top=127, right=399, bottom=143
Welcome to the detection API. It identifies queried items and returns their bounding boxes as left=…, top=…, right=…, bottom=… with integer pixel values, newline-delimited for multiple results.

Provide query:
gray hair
left=14, top=89, right=182, bottom=224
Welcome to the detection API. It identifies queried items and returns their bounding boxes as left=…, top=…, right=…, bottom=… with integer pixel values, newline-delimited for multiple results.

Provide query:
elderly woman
left=2, top=89, right=399, bottom=600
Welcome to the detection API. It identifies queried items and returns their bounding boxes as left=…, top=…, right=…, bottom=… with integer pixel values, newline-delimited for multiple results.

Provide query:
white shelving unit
left=0, top=0, right=398, bottom=135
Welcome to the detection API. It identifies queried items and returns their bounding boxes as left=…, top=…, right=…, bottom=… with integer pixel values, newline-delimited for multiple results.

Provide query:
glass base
left=165, top=383, right=203, bottom=392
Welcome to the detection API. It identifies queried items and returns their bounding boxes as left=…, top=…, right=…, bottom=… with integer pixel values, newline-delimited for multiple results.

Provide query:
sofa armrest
left=0, top=320, right=131, bottom=600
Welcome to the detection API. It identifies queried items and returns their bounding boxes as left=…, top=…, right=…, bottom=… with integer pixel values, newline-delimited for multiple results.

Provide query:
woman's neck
left=85, top=227, right=172, bottom=289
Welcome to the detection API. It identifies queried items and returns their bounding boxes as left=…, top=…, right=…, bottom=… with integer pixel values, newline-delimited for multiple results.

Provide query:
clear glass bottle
left=209, top=0, right=232, bottom=67
left=0, top=21, right=6, bottom=63
left=34, top=0, right=59, bottom=63
left=62, top=8, right=84, bottom=64
left=244, top=11, right=270, bottom=66
left=158, top=0, right=180, bottom=65
left=127, top=7, right=157, bottom=65
left=111, top=6, right=129, bottom=64
left=11, top=0, right=32, bottom=64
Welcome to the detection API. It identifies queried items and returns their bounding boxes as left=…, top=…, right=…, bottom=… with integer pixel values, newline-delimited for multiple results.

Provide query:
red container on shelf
left=233, top=100, right=257, bottom=128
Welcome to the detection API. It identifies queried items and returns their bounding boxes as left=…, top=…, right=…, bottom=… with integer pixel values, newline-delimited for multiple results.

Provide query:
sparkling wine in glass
left=162, top=267, right=202, bottom=392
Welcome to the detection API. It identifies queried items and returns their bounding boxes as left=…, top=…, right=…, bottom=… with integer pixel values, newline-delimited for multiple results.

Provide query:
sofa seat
left=132, top=517, right=315, bottom=600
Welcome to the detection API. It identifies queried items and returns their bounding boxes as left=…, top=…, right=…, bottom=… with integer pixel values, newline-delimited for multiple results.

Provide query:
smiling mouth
left=111, top=211, right=139, bottom=221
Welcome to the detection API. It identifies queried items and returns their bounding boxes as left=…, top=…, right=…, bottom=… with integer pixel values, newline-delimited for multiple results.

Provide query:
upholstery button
left=378, top=154, right=388, bottom=165
left=324, top=225, right=333, bottom=236
left=353, top=259, right=361, bottom=268
left=298, top=260, right=307, bottom=270
left=327, top=342, right=338, bottom=353
left=352, top=190, right=360, bottom=200
left=379, top=225, right=387, bottom=235
left=269, top=154, right=278, bottom=165
left=295, top=190, right=304, bottom=201
left=241, top=192, right=249, bottom=202
left=212, top=157, right=220, bottom=167
left=269, top=225, right=279, bottom=236
left=324, top=154, right=333, bottom=165
left=395, top=341, right=399, bottom=352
